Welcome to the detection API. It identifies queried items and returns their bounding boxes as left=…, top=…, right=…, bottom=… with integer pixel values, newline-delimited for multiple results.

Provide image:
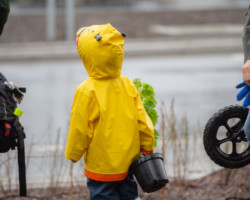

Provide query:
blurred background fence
left=0, top=0, right=249, bottom=43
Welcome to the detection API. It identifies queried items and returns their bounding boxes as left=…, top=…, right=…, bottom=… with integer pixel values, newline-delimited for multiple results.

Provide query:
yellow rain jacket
left=65, top=23, right=154, bottom=182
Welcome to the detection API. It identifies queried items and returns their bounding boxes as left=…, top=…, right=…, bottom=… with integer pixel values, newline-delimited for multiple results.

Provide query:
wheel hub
left=232, top=133, right=243, bottom=142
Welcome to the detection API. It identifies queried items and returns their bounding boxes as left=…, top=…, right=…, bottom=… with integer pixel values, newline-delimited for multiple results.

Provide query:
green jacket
left=0, top=0, right=10, bottom=36
left=243, top=5, right=250, bottom=63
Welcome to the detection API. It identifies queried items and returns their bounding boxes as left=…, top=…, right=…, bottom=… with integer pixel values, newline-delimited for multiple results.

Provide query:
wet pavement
left=1, top=53, right=243, bottom=141
left=0, top=51, right=245, bottom=187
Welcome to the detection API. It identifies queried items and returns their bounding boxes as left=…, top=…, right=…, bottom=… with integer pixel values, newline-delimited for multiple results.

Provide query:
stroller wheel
left=203, top=105, right=250, bottom=168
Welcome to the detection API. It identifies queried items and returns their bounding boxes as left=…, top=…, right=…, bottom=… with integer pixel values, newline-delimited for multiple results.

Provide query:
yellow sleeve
left=134, top=90, right=155, bottom=152
left=65, top=89, right=99, bottom=162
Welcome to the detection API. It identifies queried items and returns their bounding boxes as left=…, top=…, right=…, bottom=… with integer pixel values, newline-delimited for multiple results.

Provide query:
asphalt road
left=1, top=52, right=243, bottom=143
left=0, top=51, right=245, bottom=187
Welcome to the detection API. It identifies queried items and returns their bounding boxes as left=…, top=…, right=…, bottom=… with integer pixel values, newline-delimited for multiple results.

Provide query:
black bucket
left=129, top=153, right=169, bottom=193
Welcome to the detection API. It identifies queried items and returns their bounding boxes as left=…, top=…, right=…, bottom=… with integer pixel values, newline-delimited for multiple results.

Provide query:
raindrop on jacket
left=65, top=23, right=155, bottom=182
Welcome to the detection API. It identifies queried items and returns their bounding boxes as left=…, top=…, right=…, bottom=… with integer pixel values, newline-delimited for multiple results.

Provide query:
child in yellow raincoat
left=65, top=23, right=155, bottom=200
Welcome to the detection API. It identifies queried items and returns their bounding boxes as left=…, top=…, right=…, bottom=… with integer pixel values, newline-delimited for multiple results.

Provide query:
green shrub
left=133, top=78, right=159, bottom=147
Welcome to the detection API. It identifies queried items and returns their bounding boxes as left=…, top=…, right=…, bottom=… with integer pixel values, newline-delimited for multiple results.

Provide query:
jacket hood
left=76, top=24, right=124, bottom=79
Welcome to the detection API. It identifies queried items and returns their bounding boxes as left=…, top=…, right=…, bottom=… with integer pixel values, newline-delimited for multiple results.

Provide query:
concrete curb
left=0, top=37, right=242, bottom=62
left=0, top=24, right=243, bottom=62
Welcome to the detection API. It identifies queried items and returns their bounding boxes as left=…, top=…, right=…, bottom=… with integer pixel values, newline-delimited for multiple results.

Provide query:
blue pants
left=244, top=110, right=250, bottom=146
left=87, top=173, right=139, bottom=200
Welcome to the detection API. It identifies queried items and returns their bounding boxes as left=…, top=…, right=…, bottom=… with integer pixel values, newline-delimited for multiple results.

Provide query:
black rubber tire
left=203, top=105, right=250, bottom=168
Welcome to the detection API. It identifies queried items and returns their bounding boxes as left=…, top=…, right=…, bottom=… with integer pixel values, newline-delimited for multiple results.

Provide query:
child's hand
left=236, top=81, right=250, bottom=107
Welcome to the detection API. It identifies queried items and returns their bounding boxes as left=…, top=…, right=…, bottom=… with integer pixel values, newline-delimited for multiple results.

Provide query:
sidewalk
left=0, top=24, right=243, bottom=62
left=133, top=0, right=249, bottom=11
